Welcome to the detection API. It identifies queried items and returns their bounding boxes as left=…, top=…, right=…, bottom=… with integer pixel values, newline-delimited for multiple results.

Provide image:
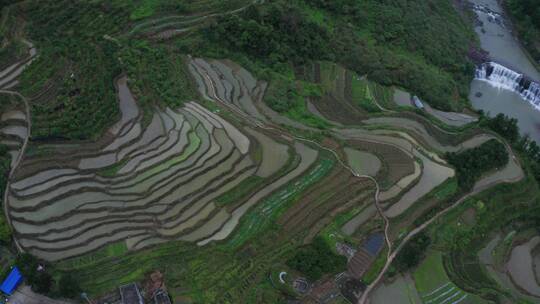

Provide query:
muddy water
left=341, top=204, right=376, bottom=236
left=469, top=0, right=540, bottom=141
left=344, top=147, right=381, bottom=176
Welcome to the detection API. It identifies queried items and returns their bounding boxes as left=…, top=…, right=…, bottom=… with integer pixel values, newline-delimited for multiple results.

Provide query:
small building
left=0, top=267, right=23, bottom=295
left=119, top=283, right=144, bottom=304
left=335, top=242, right=356, bottom=261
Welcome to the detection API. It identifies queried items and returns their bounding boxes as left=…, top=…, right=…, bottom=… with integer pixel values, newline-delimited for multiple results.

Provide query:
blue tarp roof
left=363, top=233, right=384, bottom=257
left=1, top=267, right=23, bottom=295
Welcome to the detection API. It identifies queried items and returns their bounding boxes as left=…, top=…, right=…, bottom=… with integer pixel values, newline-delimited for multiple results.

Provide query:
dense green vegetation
left=483, top=113, right=540, bottom=184
left=286, top=237, right=347, bottom=281
left=447, top=139, right=508, bottom=190
left=119, top=41, right=198, bottom=109
left=438, top=178, right=539, bottom=303
left=15, top=253, right=82, bottom=298
left=482, top=113, right=519, bottom=143
left=205, top=0, right=476, bottom=111
left=17, top=1, right=127, bottom=140
left=506, top=0, right=540, bottom=64
left=393, top=232, right=431, bottom=273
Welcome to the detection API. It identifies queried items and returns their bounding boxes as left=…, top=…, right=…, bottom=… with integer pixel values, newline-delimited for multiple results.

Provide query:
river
left=468, top=0, right=540, bottom=142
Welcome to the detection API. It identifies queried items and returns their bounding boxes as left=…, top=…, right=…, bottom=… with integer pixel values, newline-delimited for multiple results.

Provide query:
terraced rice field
left=0, top=105, right=28, bottom=168
left=385, top=152, right=455, bottom=218
left=346, top=139, right=415, bottom=189
left=130, top=0, right=260, bottom=40
left=344, top=147, right=381, bottom=176
left=278, top=165, right=375, bottom=241
left=189, top=57, right=314, bottom=131
left=0, top=39, right=37, bottom=90
left=220, top=148, right=334, bottom=248
left=506, top=236, right=540, bottom=297
left=363, top=117, right=488, bottom=154
left=5, top=77, right=277, bottom=261
left=307, top=62, right=369, bottom=124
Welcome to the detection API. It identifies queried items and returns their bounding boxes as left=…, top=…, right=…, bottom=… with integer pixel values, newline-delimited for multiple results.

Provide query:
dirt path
left=1, top=89, right=31, bottom=253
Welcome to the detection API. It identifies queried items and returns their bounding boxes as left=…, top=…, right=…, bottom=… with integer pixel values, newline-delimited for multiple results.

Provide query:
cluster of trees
left=15, top=254, right=81, bottom=298
left=17, top=1, right=128, bottom=140
left=207, top=3, right=331, bottom=65
left=286, top=237, right=347, bottom=281
left=447, top=139, right=509, bottom=190
left=120, top=41, right=198, bottom=110
left=506, top=0, right=540, bottom=63
left=205, top=0, right=475, bottom=112
left=394, top=232, right=431, bottom=273
left=306, top=0, right=475, bottom=110
left=483, top=113, right=540, bottom=183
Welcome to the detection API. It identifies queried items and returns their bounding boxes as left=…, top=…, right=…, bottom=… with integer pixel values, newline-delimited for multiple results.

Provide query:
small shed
left=0, top=267, right=23, bottom=295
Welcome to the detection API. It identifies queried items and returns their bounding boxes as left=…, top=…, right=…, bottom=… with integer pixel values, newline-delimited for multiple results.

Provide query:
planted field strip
left=7, top=77, right=263, bottom=260
left=421, top=283, right=468, bottom=304
left=278, top=166, right=374, bottom=237
left=347, top=139, right=415, bottom=188
left=224, top=154, right=335, bottom=248
left=197, top=142, right=319, bottom=245
left=130, top=0, right=258, bottom=40
left=307, top=62, right=369, bottom=124
left=189, top=58, right=268, bottom=122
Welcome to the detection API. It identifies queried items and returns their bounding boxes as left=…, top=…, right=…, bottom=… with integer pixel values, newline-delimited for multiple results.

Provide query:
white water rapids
left=475, top=62, right=540, bottom=109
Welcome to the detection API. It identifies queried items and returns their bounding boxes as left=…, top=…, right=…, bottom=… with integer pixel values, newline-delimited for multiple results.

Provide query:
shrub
left=286, top=237, right=346, bottom=281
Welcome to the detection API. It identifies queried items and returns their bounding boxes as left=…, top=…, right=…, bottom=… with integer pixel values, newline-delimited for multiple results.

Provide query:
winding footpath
left=1, top=89, right=31, bottom=253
